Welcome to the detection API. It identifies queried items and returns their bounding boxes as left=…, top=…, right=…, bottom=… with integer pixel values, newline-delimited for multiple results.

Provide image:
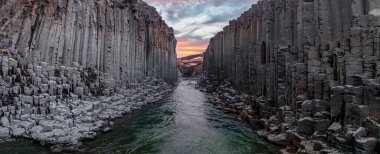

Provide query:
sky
left=143, top=0, right=258, bottom=58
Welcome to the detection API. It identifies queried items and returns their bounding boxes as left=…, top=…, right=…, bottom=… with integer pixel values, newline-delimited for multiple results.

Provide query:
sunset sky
left=143, top=0, right=257, bottom=58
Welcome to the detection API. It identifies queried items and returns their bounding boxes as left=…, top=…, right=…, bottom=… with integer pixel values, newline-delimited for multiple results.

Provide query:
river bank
left=0, top=76, right=173, bottom=152
left=0, top=44, right=177, bottom=152
left=197, top=77, right=380, bottom=154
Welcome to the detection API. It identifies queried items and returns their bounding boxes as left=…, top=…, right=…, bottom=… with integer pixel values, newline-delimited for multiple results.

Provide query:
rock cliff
left=0, top=0, right=177, bottom=83
left=203, top=0, right=380, bottom=153
left=0, top=0, right=177, bottom=151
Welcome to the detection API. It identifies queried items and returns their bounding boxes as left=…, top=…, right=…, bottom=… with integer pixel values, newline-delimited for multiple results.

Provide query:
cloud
left=143, top=0, right=258, bottom=58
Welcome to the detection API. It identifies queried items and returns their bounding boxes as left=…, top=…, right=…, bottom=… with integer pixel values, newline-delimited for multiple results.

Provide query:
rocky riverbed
left=0, top=47, right=174, bottom=152
left=197, top=76, right=380, bottom=154
left=0, top=79, right=277, bottom=153
left=0, top=76, right=173, bottom=152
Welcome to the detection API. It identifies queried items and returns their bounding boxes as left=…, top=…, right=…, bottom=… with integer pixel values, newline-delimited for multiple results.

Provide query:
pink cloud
left=143, top=0, right=257, bottom=58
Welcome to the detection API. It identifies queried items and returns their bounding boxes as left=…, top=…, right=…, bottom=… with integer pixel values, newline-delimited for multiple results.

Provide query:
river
left=0, top=79, right=275, bottom=154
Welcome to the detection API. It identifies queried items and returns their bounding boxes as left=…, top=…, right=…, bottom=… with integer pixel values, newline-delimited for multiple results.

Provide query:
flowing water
left=0, top=79, right=275, bottom=154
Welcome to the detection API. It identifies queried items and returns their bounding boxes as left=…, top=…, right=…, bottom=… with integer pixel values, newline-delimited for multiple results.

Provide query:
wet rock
left=257, top=130, right=269, bottom=138
left=102, top=127, right=112, bottom=133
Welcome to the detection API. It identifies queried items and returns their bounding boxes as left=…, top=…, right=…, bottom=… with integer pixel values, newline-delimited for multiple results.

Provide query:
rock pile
left=0, top=48, right=173, bottom=152
left=203, top=0, right=380, bottom=153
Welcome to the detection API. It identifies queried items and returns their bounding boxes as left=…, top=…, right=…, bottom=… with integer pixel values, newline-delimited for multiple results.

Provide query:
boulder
left=257, top=130, right=269, bottom=138
left=313, top=141, right=325, bottom=151
left=301, top=100, right=314, bottom=113
left=102, top=127, right=112, bottom=133
left=267, top=133, right=291, bottom=146
left=52, top=129, right=65, bottom=137
left=21, top=95, right=34, bottom=104
left=297, top=117, right=314, bottom=134
left=355, top=137, right=378, bottom=151
left=292, top=132, right=307, bottom=148
left=314, top=119, right=331, bottom=131
left=39, top=131, right=54, bottom=141
left=1, top=116, right=10, bottom=127
left=269, top=124, right=279, bottom=132
left=29, top=125, right=44, bottom=134
left=11, top=127, right=25, bottom=136
left=74, top=87, right=84, bottom=96
left=0, top=127, right=10, bottom=138
left=353, top=127, right=367, bottom=140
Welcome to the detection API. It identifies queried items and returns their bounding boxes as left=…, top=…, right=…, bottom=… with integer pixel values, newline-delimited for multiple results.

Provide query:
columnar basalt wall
left=0, top=0, right=176, bottom=150
left=0, top=0, right=177, bottom=84
left=204, top=0, right=380, bottom=152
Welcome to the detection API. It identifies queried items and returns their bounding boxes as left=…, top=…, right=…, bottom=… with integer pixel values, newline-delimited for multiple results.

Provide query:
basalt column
left=0, top=0, right=178, bottom=84
left=204, top=0, right=380, bottom=153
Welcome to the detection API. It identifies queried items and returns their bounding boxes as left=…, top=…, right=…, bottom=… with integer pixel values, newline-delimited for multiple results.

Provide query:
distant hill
left=177, top=54, right=204, bottom=77
left=178, top=54, right=204, bottom=61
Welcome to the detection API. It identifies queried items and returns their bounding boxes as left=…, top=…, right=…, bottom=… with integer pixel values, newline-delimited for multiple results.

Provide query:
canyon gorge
left=0, top=0, right=379, bottom=153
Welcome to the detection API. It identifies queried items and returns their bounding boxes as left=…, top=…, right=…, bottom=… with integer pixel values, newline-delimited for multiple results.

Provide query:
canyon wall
left=204, top=0, right=380, bottom=152
left=0, top=0, right=177, bottom=83
left=0, top=0, right=177, bottom=150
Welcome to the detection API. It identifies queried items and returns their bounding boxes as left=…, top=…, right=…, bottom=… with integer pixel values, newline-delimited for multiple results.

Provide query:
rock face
left=0, top=0, right=177, bottom=151
left=177, top=54, right=204, bottom=77
left=203, top=0, right=380, bottom=153
left=0, top=0, right=177, bottom=83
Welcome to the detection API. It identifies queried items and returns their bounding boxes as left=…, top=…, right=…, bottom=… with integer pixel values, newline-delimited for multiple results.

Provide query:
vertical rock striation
left=204, top=0, right=380, bottom=153
left=0, top=0, right=177, bottom=151
left=0, top=0, right=177, bottom=83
